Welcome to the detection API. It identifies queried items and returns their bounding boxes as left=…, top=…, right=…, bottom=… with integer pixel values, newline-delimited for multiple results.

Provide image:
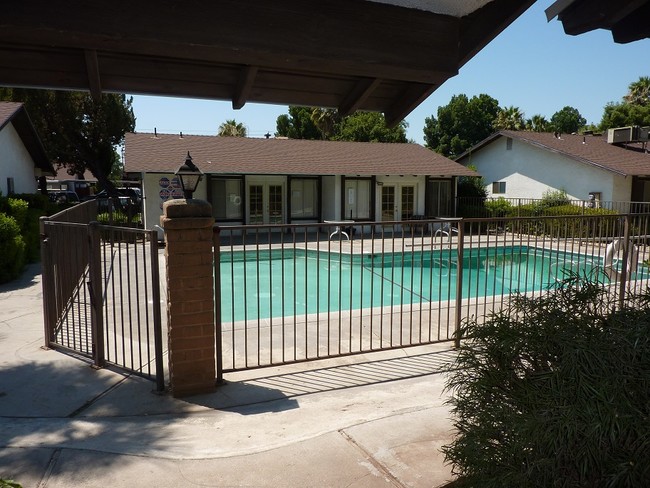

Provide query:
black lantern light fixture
left=175, top=151, right=203, bottom=199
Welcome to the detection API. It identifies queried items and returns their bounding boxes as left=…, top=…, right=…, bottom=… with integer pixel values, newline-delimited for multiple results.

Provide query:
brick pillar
left=161, top=199, right=215, bottom=397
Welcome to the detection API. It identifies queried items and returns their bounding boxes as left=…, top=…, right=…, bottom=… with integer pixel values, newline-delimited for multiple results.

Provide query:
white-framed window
left=290, top=178, right=319, bottom=219
left=492, top=181, right=506, bottom=194
left=344, top=178, right=371, bottom=220
left=212, top=178, right=243, bottom=220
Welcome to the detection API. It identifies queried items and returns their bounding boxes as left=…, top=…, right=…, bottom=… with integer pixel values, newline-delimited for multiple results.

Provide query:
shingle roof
left=457, top=130, right=650, bottom=177
left=124, top=132, right=475, bottom=177
left=0, top=102, right=54, bottom=176
left=0, top=101, right=24, bottom=128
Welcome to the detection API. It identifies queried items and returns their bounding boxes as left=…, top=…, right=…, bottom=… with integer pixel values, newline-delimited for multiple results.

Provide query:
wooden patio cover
left=0, top=0, right=535, bottom=126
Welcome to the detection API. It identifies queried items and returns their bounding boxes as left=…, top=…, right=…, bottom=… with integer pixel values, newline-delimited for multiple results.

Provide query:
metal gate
left=41, top=210, right=165, bottom=391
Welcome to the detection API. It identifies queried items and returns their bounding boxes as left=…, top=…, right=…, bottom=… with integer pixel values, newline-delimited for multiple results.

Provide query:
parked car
left=48, top=191, right=80, bottom=204
left=83, top=188, right=142, bottom=213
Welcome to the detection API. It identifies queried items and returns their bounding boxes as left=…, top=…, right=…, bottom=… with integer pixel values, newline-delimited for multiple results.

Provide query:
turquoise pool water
left=218, top=246, right=636, bottom=322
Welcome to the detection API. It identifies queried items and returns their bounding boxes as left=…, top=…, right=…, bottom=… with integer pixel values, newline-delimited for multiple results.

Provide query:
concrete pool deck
left=0, top=262, right=458, bottom=488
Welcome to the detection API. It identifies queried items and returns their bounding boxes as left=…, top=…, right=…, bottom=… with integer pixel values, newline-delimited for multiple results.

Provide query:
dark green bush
left=484, top=197, right=512, bottom=217
left=444, top=278, right=650, bottom=487
left=0, top=213, right=26, bottom=283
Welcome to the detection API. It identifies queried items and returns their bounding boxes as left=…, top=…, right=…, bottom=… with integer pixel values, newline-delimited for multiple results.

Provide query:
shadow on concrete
left=0, top=262, right=42, bottom=293
left=184, top=381, right=300, bottom=414
left=0, top=359, right=174, bottom=482
left=224, top=347, right=458, bottom=400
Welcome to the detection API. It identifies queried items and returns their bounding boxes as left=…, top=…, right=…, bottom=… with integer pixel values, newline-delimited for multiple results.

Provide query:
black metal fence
left=41, top=214, right=164, bottom=390
left=214, top=215, right=650, bottom=375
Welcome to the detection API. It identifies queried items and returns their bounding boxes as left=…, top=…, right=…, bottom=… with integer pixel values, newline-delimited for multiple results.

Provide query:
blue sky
left=129, top=0, right=650, bottom=145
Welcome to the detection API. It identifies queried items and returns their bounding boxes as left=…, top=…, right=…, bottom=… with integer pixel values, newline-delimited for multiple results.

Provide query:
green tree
left=276, top=107, right=406, bottom=142
left=493, top=105, right=526, bottom=131
left=550, top=105, right=586, bottom=134
left=310, top=108, right=340, bottom=140
left=218, top=119, right=247, bottom=137
left=0, top=88, right=135, bottom=194
left=333, top=111, right=407, bottom=142
left=457, top=164, right=486, bottom=199
left=423, top=94, right=500, bottom=157
left=526, top=114, right=550, bottom=132
left=600, top=102, right=650, bottom=130
left=275, top=106, right=322, bottom=139
left=624, top=76, right=650, bottom=106
left=598, top=76, right=650, bottom=130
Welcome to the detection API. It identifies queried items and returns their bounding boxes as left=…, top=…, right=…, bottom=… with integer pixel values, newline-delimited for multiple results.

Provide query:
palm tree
left=310, top=107, right=339, bottom=140
left=493, top=106, right=526, bottom=131
left=218, top=119, right=247, bottom=137
left=526, top=114, right=550, bottom=132
left=624, top=76, right=650, bottom=106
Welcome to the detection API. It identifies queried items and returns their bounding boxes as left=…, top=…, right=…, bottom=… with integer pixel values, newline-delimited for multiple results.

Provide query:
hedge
left=444, top=277, right=650, bottom=487
left=0, top=212, right=26, bottom=283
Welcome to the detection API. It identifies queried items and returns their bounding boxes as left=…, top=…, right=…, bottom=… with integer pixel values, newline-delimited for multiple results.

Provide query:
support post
left=161, top=199, right=216, bottom=397
left=454, top=219, right=465, bottom=349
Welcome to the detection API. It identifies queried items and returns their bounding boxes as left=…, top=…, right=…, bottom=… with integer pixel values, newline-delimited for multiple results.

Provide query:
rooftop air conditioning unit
left=638, top=126, right=650, bottom=141
left=607, top=126, right=636, bottom=144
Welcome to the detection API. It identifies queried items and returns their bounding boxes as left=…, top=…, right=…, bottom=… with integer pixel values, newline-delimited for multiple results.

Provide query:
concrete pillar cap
left=163, top=199, right=212, bottom=218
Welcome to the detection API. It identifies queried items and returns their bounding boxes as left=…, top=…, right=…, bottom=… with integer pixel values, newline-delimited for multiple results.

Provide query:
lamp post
left=175, top=151, right=203, bottom=199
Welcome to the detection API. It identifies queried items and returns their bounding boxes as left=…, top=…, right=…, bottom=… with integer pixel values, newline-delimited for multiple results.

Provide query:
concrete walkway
left=0, top=263, right=457, bottom=488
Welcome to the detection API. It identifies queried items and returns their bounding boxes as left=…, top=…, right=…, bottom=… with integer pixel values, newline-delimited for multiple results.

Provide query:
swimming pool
left=218, top=245, right=639, bottom=322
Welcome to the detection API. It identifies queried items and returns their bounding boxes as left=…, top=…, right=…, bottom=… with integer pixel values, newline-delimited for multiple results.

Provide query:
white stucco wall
left=0, top=123, right=38, bottom=194
left=468, top=137, right=632, bottom=203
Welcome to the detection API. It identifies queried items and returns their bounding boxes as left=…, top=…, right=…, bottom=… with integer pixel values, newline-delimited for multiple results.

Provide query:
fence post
left=87, top=221, right=105, bottom=368
left=213, top=226, right=224, bottom=385
left=149, top=228, right=165, bottom=393
left=618, top=215, right=631, bottom=310
left=454, top=219, right=465, bottom=348
left=40, top=217, right=55, bottom=348
left=162, top=199, right=216, bottom=397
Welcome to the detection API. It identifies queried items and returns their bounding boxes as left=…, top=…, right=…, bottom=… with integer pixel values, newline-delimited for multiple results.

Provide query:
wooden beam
left=384, top=83, right=437, bottom=128
left=338, top=78, right=381, bottom=117
left=555, top=0, right=647, bottom=35
left=459, top=0, right=536, bottom=68
left=611, top=2, right=650, bottom=43
left=0, top=0, right=459, bottom=84
left=232, top=65, right=258, bottom=109
left=84, top=49, right=102, bottom=100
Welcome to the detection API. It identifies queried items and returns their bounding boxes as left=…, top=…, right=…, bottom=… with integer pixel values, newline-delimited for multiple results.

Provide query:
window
left=492, top=181, right=506, bottom=194
left=344, top=178, right=371, bottom=220
left=211, top=178, right=243, bottom=220
left=401, top=186, right=415, bottom=219
left=290, top=178, right=318, bottom=219
left=506, top=137, right=513, bottom=150
left=427, top=179, right=452, bottom=217
left=6, top=177, right=15, bottom=195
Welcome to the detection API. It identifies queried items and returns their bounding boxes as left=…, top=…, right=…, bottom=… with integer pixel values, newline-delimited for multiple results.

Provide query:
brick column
left=161, top=199, right=215, bottom=397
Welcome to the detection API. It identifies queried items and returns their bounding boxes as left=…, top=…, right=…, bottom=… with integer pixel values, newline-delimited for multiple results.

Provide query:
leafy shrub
left=484, top=197, right=512, bottom=217
left=6, top=198, right=28, bottom=228
left=444, top=277, right=650, bottom=487
left=540, top=188, right=570, bottom=208
left=0, top=479, right=22, bottom=488
left=0, top=213, right=26, bottom=283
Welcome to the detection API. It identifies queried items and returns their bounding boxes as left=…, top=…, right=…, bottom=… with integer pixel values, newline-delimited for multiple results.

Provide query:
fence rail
left=213, top=214, right=650, bottom=376
left=457, top=196, right=650, bottom=217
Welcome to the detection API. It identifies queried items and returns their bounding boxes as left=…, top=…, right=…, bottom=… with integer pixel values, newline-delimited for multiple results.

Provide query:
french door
left=381, top=185, right=415, bottom=221
left=248, top=180, right=285, bottom=224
